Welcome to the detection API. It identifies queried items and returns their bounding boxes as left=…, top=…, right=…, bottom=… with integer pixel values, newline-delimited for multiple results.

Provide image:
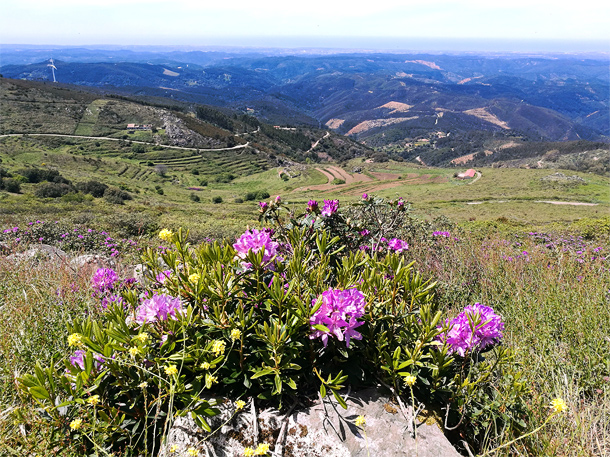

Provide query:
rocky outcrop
left=6, top=244, right=68, bottom=263
left=160, top=389, right=461, bottom=457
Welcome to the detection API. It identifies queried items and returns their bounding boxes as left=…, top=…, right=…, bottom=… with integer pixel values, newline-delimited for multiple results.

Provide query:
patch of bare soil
left=347, top=117, right=418, bottom=135
left=499, top=142, right=519, bottom=149
left=451, top=153, right=476, bottom=165
left=463, top=108, right=510, bottom=130
left=405, top=60, right=442, bottom=70
left=370, top=172, right=401, bottom=180
left=325, top=119, right=345, bottom=129
left=376, top=102, right=413, bottom=114
left=535, top=201, right=598, bottom=206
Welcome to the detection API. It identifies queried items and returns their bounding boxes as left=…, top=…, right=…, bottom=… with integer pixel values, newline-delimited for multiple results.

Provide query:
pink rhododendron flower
left=321, top=200, right=339, bottom=217
left=438, top=303, right=504, bottom=356
left=306, top=199, right=319, bottom=213
left=92, top=268, right=119, bottom=293
left=387, top=238, right=409, bottom=253
left=310, top=288, right=366, bottom=348
left=233, top=228, right=280, bottom=268
left=135, top=294, right=183, bottom=324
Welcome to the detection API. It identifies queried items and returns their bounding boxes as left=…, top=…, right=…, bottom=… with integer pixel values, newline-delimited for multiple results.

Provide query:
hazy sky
left=2, top=0, right=609, bottom=51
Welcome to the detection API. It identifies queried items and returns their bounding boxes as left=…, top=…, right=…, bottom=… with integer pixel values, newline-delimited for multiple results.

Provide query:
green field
left=1, top=135, right=608, bottom=240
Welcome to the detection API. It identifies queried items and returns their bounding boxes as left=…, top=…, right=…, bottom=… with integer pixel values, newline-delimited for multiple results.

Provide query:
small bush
left=104, top=212, right=159, bottom=237
left=17, top=168, right=71, bottom=185
left=234, top=197, right=244, bottom=203
left=189, top=193, right=200, bottom=203
left=1, top=178, right=21, bottom=193
left=212, top=196, right=223, bottom=204
left=104, top=187, right=132, bottom=205
left=199, top=179, right=208, bottom=187
left=61, top=192, right=88, bottom=203
left=331, top=178, right=346, bottom=185
left=76, top=180, right=108, bottom=198
left=214, top=173, right=236, bottom=183
left=34, top=182, right=74, bottom=198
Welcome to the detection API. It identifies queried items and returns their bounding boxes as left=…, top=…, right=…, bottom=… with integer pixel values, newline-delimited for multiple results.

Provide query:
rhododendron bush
left=18, top=196, right=526, bottom=456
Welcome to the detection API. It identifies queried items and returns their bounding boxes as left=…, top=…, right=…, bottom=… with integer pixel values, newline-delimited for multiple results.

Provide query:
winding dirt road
left=0, top=133, right=250, bottom=152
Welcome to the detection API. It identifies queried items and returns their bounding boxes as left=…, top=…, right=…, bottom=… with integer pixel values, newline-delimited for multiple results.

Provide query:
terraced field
left=293, top=165, right=447, bottom=196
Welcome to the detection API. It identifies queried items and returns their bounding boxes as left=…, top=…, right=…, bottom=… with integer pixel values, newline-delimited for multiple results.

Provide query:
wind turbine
left=47, top=59, right=57, bottom=83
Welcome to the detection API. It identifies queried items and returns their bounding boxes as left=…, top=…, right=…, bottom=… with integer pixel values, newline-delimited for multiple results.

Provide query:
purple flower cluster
left=0, top=221, right=139, bottom=258
left=135, top=293, right=183, bottom=324
left=433, top=231, right=451, bottom=238
left=155, top=270, right=172, bottom=284
left=439, top=303, right=504, bottom=356
left=70, top=350, right=105, bottom=370
left=306, top=199, right=319, bottom=213
left=92, top=268, right=119, bottom=293
left=387, top=238, right=409, bottom=253
left=233, top=228, right=280, bottom=268
left=321, top=200, right=339, bottom=217
left=310, top=288, right=366, bottom=348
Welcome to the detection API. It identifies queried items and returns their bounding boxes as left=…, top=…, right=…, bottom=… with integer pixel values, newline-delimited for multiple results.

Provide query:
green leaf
left=320, top=384, right=327, bottom=398
left=313, top=324, right=329, bottom=333
left=29, top=386, right=51, bottom=401
left=332, top=390, right=347, bottom=409
left=274, top=374, right=282, bottom=394
left=251, top=368, right=274, bottom=379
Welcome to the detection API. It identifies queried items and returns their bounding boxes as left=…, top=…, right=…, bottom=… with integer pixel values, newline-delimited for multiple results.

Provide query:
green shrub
left=1, top=178, right=21, bottom=193
left=189, top=193, right=200, bottom=203
left=244, top=190, right=270, bottom=202
left=214, top=173, right=235, bottom=183
left=103, top=187, right=132, bottom=205
left=17, top=197, right=527, bottom=456
left=104, top=212, right=159, bottom=237
left=331, top=178, right=345, bottom=185
left=76, top=180, right=108, bottom=198
left=211, top=196, right=223, bottom=204
left=17, top=167, right=71, bottom=184
left=34, top=182, right=74, bottom=198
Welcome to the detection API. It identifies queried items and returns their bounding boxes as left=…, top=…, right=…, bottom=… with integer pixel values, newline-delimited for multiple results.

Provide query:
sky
left=1, top=0, right=609, bottom=52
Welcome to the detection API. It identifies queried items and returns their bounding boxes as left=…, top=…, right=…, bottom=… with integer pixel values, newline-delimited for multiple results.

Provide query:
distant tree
left=154, top=164, right=168, bottom=177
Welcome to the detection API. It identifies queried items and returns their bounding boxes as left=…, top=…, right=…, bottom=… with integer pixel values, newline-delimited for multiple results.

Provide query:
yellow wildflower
left=138, top=381, right=148, bottom=389
left=205, top=375, right=218, bottom=389
left=201, top=362, right=211, bottom=370
left=551, top=398, right=568, bottom=413
left=211, top=340, right=226, bottom=356
left=129, top=346, right=140, bottom=357
left=169, top=444, right=179, bottom=453
left=243, top=447, right=255, bottom=457
left=164, top=365, right=178, bottom=376
left=403, top=374, right=417, bottom=387
left=68, top=333, right=83, bottom=347
left=187, top=447, right=198, bottom=456
left=254, top=443, right=270, bottom=455
left=230, top=328, right=242, bottom=341
left=135, top=333, right=149, bottom=344
left=87, top=395, right=100, bottom=406
left=235, top=399, right=246, bottom=410
left=158, top=229, right=174, bottom=242
left=355, top=415, right=366, bottom=427
left=69, top=418, right=83, bottom=430
left=189, top=273, right=201, bottom=283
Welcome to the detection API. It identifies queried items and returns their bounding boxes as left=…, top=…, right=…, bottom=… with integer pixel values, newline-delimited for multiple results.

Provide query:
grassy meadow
left=1, top=134, right=609, bottom=456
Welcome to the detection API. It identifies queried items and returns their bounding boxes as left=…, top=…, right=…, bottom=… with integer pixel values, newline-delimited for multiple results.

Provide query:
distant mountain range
left=1, top=47, right=608, bottom=171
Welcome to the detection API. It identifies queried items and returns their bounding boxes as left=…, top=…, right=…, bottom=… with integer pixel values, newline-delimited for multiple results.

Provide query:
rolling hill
left=2, top=51, right=608, bottom=149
